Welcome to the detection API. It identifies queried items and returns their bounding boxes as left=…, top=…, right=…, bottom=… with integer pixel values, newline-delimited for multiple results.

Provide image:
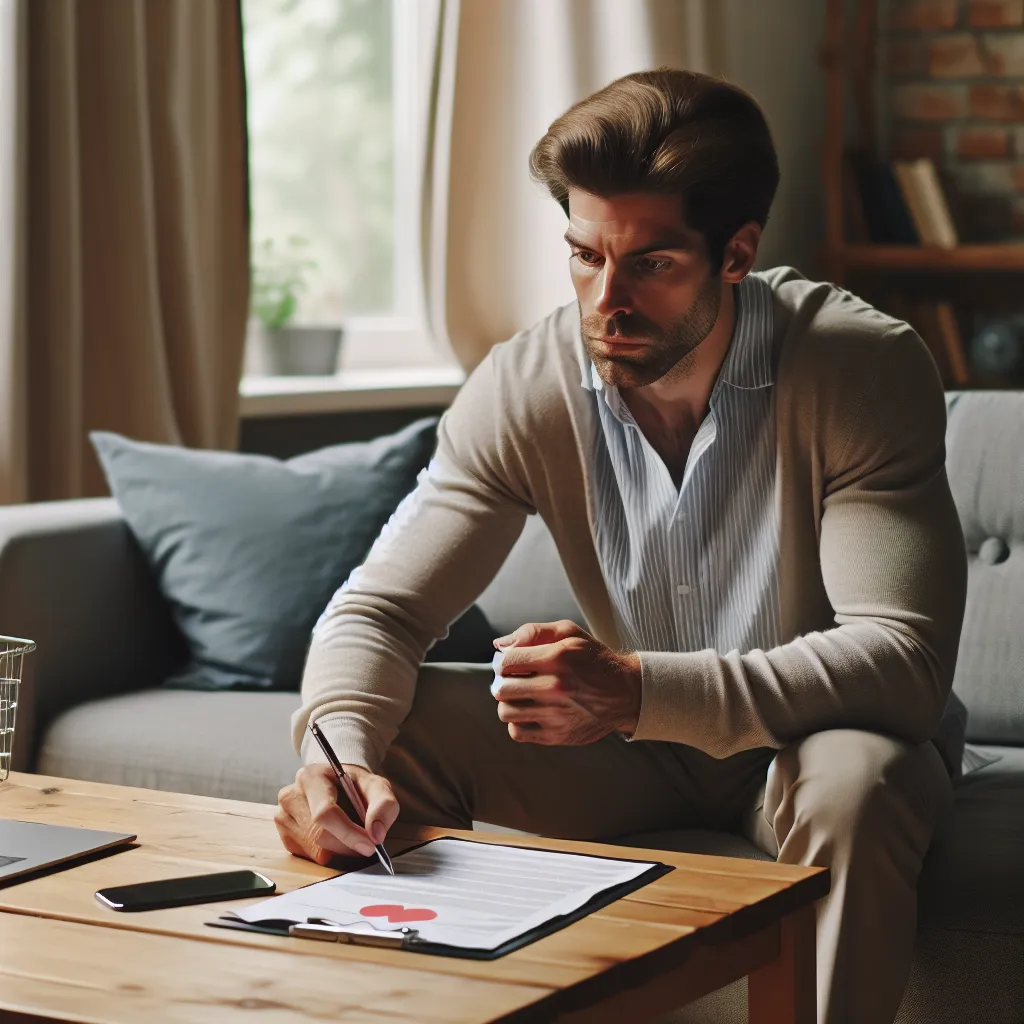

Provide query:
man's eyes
left=570, top=250, right=673, bottom=274
left=636, top=256, right=672, bottom=273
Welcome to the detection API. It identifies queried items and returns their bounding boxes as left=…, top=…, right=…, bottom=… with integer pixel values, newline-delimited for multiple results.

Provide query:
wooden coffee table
left=0, top=773, right=828, bottom=1023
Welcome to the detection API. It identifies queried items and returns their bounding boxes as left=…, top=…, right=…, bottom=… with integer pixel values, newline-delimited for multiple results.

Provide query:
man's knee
left=394, top=663, right=497, bottom=749
left=765, top=729, right=951, bottom=861
left=381, top=663, right=497, bottom=829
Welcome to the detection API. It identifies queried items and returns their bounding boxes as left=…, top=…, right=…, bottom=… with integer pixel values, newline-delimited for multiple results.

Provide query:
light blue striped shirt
left=586, top=272, right=781, bottom=658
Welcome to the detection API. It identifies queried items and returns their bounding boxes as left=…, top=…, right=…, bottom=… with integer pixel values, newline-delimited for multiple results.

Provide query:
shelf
left=239, top=366, right=465, bottom=418
left=833, top=245, right=1024, bottom=272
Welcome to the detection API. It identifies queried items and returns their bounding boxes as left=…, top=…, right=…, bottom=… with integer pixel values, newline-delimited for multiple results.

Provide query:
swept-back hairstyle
left=529, top=68, right=779, bottom=274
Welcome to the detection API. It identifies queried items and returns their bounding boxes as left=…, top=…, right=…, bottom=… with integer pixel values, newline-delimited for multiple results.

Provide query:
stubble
left=581, top=275, right=722, bottom=390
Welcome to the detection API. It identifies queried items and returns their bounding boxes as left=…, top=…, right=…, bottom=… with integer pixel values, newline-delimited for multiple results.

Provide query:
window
left=242, top=0, right=449, bottom=374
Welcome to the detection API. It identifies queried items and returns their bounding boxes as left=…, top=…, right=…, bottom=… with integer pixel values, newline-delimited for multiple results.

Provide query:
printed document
left=228, top=837, right=659, bottom=951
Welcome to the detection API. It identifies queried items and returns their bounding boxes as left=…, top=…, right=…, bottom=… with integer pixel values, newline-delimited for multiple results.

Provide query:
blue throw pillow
left=91, top=419, right=471, bottom=691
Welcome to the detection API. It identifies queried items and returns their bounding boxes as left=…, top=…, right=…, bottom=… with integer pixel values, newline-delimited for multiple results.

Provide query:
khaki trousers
left=382, top=665, right=952, bottom=1024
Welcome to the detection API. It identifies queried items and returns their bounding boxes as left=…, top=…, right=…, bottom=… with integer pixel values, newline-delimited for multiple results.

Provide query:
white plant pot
left=255, top=325, right=343, bottom=376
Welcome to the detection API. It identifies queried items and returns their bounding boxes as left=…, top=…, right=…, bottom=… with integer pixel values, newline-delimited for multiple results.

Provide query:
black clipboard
left=207, top=836, right=673, bottom=960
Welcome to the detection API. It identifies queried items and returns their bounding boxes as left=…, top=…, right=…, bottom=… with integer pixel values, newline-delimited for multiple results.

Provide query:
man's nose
left=593, top=263, right=633, bottom=319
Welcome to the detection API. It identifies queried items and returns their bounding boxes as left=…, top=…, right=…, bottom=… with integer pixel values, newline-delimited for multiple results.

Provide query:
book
left=935, top=302, right=970, bottom=386
left=910, top=302, right=970, bottom=388
left=848, top=151, right=919, bottom=245
left=910, top=302, right=943, bottom=370
left=842, top=153, right=871, bottom=243
left=893, top=160, right=937, bottom=245
left=916, top=159, right=959, bottom=249
left=892, top=159, right=959, bottom=249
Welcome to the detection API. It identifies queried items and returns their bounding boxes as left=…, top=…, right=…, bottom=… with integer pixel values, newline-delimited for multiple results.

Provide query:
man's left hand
left=491, top=620, right=642, bottom=745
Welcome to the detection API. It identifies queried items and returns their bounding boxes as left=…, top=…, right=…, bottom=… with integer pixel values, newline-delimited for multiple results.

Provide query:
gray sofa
left=1, top=391, right=1020, bottom=1023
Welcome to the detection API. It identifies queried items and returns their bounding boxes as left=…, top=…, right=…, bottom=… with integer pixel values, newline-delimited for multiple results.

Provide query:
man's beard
left=581, top=275, right=722, bottom=390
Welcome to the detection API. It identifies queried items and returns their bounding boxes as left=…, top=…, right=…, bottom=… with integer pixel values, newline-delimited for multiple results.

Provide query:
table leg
left=748, top=905, right=816, bottom=1024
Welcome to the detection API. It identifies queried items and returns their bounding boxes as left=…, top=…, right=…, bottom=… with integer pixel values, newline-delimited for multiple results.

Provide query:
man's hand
left=492, top=620, right=642, bottom=745
left=275, top=763, right=400, bottom=866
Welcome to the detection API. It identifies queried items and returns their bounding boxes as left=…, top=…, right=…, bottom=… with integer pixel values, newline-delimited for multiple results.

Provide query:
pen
left=307, top=721, right=395, bottom=876
left=289, top=920, right=418, bottom=948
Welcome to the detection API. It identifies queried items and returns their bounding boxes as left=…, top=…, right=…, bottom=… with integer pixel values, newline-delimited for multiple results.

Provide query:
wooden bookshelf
left=832, top=244, right=1024, bottom=273
left=821, top=0, right=1024, bottom=287
left=820, top=0, right=1024, bottom=390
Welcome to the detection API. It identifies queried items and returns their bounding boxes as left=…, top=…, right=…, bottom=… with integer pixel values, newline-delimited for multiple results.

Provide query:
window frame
left=241, top=0, right=454, bottom=394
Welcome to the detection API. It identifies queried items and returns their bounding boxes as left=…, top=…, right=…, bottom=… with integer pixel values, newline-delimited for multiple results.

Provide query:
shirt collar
left=717, top=272, right=775, bottom=390
left=578, top=271, right=775, bottom=397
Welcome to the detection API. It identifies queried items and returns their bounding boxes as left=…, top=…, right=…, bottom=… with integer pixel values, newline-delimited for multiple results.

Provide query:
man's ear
left=720, top=221, right=761, bottom=283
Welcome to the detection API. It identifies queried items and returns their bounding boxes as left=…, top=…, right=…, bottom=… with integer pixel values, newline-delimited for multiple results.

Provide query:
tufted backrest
left=945, top=392, right=1024, bottom=745
left=477, top=514, right=583, bottom=636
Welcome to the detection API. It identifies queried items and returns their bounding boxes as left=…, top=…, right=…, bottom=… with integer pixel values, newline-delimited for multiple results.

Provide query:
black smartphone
left=95, top=869, right=275, bottom=912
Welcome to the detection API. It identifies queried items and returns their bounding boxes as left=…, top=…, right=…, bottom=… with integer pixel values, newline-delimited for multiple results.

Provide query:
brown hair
left=529, top=68, right=779, bottom=274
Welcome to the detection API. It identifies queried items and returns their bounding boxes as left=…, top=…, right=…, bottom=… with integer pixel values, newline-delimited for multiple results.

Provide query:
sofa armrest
left=0, top=498, right=185, bottom=770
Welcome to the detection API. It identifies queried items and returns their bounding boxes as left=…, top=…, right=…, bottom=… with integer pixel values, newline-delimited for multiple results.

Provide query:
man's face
left=565, top=189, right=722, bottom=390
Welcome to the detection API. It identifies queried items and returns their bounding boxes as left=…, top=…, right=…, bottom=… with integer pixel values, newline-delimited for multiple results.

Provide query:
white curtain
left=419, top=0, right=717, bottom=371
left=0, top=0, right=249, bottom=503
left=0, top=0, right=27, bottom=502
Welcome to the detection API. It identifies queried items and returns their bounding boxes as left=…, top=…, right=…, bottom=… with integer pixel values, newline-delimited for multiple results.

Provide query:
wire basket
left=0, top=636, right=35, bottom=785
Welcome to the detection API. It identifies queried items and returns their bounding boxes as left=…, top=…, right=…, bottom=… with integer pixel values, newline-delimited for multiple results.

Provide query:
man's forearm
left=292, top=429, right=532, bottom=767
left=292, top=508, right=527, bottom=769
left=293, top=586, right=425, bottom=771
left=631, top=620, right=952, bottom=757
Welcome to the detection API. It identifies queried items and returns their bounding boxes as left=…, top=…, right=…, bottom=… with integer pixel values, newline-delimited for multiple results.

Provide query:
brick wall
left=887, top=0, right=1024, bottom=237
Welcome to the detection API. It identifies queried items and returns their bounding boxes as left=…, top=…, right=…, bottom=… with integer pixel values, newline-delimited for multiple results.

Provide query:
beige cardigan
left=295, top=268, right=967, bottom=772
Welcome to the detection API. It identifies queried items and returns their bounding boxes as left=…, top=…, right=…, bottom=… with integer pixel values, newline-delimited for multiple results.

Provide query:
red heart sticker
left=360, top=903, right=438, bottom=924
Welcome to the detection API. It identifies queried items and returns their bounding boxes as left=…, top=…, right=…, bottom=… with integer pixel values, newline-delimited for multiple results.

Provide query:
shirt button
left=676, top=584, right=691, bottom=596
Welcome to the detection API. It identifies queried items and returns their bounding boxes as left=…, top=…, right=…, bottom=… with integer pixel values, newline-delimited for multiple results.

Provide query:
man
left=276, top=69, right=966, bottom=1024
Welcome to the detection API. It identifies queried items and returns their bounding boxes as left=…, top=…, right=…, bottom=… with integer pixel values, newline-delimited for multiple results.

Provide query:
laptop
left=0, top=819, right=136, bottom=885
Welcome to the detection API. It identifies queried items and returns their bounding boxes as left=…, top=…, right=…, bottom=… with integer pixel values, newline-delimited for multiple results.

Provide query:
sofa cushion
left=917, top=743, right=1024, bottom=936
left=631, top=744, right=1024, bottom=1024
left=945, top=393, right=1024, bottom=743
left=477, top=514, right=583, bottom=635
left=91, top=421, right=473, bottom=692
left=37, top=689, right=303, bottom=804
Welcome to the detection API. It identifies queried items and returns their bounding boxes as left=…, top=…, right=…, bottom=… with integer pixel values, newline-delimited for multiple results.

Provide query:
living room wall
left=713, top=0, right=828, bottom=275
left=239, top=407, right=449, bottom=459
left=241, top=0, right=829, bottom=458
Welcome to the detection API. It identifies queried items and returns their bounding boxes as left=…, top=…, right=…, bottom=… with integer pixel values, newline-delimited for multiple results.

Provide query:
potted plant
left=250, top=237, right=343, bottom=375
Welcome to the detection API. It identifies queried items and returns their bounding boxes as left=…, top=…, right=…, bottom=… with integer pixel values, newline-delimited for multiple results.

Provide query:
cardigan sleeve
left=631, top=326, right=968, bottom=758
left=292, top=351, right=533, bottom=771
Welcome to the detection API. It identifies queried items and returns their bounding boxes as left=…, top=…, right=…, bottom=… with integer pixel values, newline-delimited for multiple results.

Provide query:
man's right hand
left=275, top=763, right=400, bottom=867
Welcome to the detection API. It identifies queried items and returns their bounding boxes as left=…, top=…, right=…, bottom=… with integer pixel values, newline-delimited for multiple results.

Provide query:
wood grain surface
left=0, top=773, right=828, bottom=1023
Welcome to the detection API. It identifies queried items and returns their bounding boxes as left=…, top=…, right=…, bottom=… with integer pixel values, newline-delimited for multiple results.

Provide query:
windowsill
left=239, top=365, right=466, bottom=418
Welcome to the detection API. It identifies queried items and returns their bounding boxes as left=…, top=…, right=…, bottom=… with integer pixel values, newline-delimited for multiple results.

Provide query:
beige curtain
left=0, top=0, right=249, bottom=503
left=420, top=0, right=717, bottom=371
